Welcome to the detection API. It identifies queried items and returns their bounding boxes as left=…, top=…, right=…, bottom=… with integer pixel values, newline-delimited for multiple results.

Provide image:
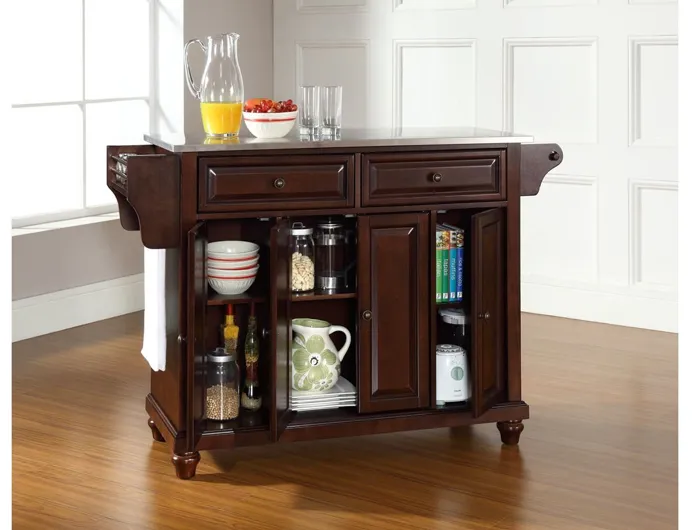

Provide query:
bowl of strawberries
left=243, top=98, right=298, bottom=139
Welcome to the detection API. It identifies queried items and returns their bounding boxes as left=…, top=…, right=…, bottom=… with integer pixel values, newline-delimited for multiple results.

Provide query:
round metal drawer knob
left=274, top=177, right=286, bottom=189
left=362, top=310, right=372, bottom=321
left=432, top=173, right=443, bottom=183
left=478, top=312, right=490, bottom=320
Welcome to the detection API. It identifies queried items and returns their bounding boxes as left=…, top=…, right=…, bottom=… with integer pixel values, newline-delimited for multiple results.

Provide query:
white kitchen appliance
left=435, top=344, right=470, bottom=405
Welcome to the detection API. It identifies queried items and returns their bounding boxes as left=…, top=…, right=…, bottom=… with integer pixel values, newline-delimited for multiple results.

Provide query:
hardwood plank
left=12, top=312, right=677, bottom=529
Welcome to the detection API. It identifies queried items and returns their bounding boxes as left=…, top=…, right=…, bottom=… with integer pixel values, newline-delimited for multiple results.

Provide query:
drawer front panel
left=199, top=154, right=354, bottom=212
left=363, top=151, right=505, bottom=206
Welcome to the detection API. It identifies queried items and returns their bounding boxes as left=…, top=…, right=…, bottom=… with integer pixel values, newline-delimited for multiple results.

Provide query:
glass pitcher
left=184, top=33, right=244, bottom=138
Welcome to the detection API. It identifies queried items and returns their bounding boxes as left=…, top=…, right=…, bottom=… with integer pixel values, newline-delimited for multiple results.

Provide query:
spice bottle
left=223, top=304, right=239, bottom=355
left=205, top=347, right=240, bottom=421
left=290, top=222, right=315, bottom=292
left=241, top=314, right=262, bottom=411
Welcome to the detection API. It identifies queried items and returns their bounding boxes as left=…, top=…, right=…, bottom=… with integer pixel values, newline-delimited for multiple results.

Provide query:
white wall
left=183, top=0, right=273, bottom=136
left=273, top=0, right=678, bottom=333
left=12, top=0, right=274, bottom=341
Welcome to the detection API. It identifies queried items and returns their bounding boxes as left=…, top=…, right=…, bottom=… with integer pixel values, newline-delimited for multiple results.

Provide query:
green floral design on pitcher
left=292, top=331, right=338, bottom=391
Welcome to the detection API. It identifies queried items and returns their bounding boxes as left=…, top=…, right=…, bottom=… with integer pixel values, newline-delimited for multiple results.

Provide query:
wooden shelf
left=202, top=409, right=269, bottom=434
left=291, top=291, right=357, bottom=302
left=207, top=287, right=267, bottom=306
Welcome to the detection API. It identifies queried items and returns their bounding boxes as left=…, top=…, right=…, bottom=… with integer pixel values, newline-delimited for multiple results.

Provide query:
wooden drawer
left=362, top=150, right=505, bottom=207
left=199, top=154, right=354, bottom=212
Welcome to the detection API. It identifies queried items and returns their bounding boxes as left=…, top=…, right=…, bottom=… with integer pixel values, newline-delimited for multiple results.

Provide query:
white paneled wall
left=273, top=0, right=678, bottom=332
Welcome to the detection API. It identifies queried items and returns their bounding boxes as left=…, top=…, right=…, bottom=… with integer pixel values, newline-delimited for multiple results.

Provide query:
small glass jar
left=290, top=222, right=315, bottom=292
left=205, top=347, right=240, bottom=421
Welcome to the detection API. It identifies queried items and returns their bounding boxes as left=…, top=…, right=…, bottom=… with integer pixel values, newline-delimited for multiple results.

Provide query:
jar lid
left=438, top=307, right=466, bottom=325
left=207, top=347, right=233, bottom=363
left=317, top=218, right=342, bottom=229
left=436, top=344, right=464, bottom=355
left=291, top=222, right=313, bottom=236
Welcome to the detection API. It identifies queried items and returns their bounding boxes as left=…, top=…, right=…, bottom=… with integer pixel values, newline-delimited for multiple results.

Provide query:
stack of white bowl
left=207, top=241, right=260, bottom=295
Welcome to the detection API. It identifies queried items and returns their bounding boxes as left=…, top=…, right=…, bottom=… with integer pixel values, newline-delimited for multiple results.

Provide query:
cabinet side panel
left=506, top=144, right=521, bottom=401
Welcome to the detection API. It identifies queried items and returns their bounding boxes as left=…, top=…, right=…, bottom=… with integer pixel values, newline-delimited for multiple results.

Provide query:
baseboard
left=12, top=274, right=144, bottom=342
left=521, top=281, right=677, bottom=333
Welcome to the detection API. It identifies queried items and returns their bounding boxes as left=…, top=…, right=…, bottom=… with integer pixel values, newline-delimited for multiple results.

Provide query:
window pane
left=86, top=100, right=149, bottom=207
left=85, top=0, right=150, bottom=99
left=10, top=1, right=82, bottom=104
left=10, top=106, right=83, bottom=219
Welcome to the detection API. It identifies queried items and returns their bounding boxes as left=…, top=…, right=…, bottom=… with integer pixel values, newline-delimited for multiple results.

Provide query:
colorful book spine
left=436, top=225, right=450, bottom=302
left=456, top=228, right=464, bottom=300
left=435, top=228, right=443, bottom=302
left=442, top=224, right=458, bottom=302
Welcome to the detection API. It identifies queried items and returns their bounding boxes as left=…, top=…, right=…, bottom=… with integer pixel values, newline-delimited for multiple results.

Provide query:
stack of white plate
left=290, top=377, right=356, bottom=411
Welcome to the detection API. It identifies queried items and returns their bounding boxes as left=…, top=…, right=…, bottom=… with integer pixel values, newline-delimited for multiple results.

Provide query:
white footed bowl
left=243, top=111, right=297, bottom=139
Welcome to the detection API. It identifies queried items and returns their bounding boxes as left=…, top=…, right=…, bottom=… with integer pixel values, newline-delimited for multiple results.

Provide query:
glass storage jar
left=315, top=219, right=347, bottom=291
left=290, top=222, right=315, bottom=292
left=205, top=347, right=240, bottom=421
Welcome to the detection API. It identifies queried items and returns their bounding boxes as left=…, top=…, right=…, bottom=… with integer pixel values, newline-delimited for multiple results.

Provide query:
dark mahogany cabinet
left=107, top=130, right=562, bottom=479
left=357, top=213, right=430, bottom=413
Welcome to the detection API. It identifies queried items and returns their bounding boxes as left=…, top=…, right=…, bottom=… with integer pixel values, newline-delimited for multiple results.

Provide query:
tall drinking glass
left=321, top=86, right=342, bottom=138
left=299, top=86, right=320, bottom=136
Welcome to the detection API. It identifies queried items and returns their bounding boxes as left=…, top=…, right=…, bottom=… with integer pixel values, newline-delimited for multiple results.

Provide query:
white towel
left=141, top=248, right=167, bottom=371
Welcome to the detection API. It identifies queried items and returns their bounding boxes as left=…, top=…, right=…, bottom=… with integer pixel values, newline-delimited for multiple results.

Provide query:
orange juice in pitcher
left=200, top=102, right=242, bottom=137
left=184, top=33, right=244, bottom=137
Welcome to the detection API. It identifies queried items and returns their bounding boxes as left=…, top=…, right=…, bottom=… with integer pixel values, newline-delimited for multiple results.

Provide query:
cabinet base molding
left=497, top=419, right=524, bottom=445
left=171, top=452, right=200, bottom=480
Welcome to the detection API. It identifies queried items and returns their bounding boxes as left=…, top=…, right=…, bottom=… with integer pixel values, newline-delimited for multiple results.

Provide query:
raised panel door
left=358, top=213, right=430, bottom=413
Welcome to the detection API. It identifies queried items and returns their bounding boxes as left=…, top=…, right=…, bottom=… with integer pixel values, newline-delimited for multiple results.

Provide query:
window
left=10, top=0, right=153, bottom=228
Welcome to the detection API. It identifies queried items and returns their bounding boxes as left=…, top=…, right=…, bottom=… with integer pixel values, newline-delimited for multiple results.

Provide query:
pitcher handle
left=184, top=38, right=206, bottom=100
left=328, top=325, right=352, bottom=362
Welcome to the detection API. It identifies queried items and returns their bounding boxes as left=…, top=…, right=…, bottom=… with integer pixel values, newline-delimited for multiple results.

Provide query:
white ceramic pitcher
left=291, top=318, right=351, bottom=392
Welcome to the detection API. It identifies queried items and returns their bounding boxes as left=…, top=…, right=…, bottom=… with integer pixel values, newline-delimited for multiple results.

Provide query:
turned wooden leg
left=148, top=419, right=165, bottom=442
left=172, top=452, right=200, bottom=480
left=497, top=420, right=524, bottom=445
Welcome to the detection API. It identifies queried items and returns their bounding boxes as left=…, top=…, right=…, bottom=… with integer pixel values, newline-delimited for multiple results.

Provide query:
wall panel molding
left=628, top=35, right=678, bottom=147
left=628, top=179, right=678, bottom=292
left=297, top=0, right=368, bottom=14
left=295, top=38, right=370, bottom=99
left=503, top=37, right=598, bottom=144
left=393, top=39, right=476, bottom=129
left=522, top=174, right=599, bottom=284
left=505, top=0, right=597, bottom=6
left=393, top=0, right=475, bottom=10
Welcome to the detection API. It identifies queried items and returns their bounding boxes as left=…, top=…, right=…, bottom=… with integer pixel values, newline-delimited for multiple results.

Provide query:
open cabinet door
left=471, top=209, right=507, bottom=417
left=271, top=218, right=292, bottom=441
left=186, top=222, right=207, bottom=451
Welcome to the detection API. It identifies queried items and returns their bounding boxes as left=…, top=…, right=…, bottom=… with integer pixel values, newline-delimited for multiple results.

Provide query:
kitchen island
left=106, top=127, right=562, bottom=479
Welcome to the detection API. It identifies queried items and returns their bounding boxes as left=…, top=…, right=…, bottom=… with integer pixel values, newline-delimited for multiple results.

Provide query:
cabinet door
left=471, top=208, right=507, bottom=417
left=271, top=218, right=292, bottom=440
left=186, top=222, right=207, bottom=451
left=358, top=213, right=430, bottom=413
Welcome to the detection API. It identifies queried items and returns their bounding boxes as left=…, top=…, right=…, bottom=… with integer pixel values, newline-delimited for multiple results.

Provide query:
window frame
left=11, top=0, right=157, bottom=229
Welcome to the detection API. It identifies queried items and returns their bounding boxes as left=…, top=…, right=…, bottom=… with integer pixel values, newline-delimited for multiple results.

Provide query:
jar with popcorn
left=290, top=222, right=314, bottom=292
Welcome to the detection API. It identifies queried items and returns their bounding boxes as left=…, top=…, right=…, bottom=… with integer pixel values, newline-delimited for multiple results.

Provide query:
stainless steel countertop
left=143, top=127, right=534, bottom=153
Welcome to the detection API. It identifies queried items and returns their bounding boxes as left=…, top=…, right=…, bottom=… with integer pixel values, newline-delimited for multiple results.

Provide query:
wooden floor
left=13, top=313, right=677, bottom=530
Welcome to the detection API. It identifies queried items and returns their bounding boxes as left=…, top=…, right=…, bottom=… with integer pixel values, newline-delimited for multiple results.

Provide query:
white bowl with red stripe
left=207, top=241, right=259, bottom=261
left=243, top=110, right=297, bottom=139
left=208, top=265, right=259, bottom=278
left=206, top=255, right=259, bottom=270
